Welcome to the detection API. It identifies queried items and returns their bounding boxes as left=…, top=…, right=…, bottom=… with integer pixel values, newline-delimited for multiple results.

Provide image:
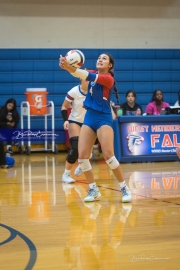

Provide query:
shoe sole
left=122, top=196, right=132, bottom=203
left=62, top=179, right=76, bottom=184
left=84, top=193, right=101, bottom=202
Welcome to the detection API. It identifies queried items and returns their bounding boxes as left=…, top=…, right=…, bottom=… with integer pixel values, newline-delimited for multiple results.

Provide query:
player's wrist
left=67, top=65, right=76, bottom=73
left=61, top=109, right=68, bottom=122
left=71, top=68, right=88, bottom=80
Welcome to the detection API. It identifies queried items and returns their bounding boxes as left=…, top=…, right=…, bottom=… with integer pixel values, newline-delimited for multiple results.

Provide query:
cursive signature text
left=130, top=254, right=170, bottom=263
left=13, top=130, right=59, bottom=139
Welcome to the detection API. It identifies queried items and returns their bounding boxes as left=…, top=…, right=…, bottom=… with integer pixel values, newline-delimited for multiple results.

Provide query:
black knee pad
left=66, top=136, right=79, bottom=164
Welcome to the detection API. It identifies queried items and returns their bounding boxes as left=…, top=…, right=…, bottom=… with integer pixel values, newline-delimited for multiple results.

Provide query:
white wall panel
left=0, top=0, right=179, bottom=48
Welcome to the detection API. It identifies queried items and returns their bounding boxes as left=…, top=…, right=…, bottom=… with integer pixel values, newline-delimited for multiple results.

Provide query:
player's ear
left=108, top=63, right=113, bottom=69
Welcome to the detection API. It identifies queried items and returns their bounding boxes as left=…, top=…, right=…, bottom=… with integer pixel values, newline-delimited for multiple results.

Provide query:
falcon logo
left=90, top=82, right=96, bottom=87
left=126, top=134, right=144, bottom=153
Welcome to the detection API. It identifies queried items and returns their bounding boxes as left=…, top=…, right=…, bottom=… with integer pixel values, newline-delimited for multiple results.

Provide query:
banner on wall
left=121, top=122, right=180, bottom=156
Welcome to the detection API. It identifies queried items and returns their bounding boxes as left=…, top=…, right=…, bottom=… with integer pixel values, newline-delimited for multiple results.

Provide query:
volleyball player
left=61, top=79, right=89, bottom=183
left=59, top=53, right=132, bottom=203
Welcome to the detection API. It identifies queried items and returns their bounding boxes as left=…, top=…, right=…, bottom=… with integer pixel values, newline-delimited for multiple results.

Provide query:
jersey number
left=89, top=87, right=93, bottom=95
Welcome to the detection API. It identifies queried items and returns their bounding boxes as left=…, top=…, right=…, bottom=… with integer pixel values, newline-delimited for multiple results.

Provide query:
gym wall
left=0, top=0, right=180, bottom=49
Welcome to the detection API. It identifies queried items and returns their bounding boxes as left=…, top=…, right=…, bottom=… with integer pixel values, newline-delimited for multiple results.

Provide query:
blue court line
left=0, top=223, right=37, bottom=270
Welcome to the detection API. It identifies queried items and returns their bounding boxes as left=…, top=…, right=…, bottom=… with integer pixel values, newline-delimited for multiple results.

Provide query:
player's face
left=96, top=54, right=112, bottom=72
left=126, top=93, right=135, bottom=104
left=7, top=103, right=14, bottom=111
left=155, top=91, right=163, bottom=101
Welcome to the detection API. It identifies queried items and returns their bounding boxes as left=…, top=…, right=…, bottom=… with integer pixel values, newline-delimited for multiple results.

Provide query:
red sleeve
left=96, top=73, right=114, bottom=89
left=87, top=69, right=97, bottom=74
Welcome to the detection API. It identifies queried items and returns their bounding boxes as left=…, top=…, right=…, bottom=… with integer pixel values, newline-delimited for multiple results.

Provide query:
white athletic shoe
left=120, top=186, right=132, bottom=203
left=74, top=165, right=83, bottom=176
left=62, top=173, right=75, bottom=184
left=84, top=186, right=101, bottom=202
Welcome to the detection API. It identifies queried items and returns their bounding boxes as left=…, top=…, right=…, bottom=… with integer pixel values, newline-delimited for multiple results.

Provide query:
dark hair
left=126, top=90, right=137, bottom=98
left=5, top=98, right=17, bottom=111
left=104, top=53, right=120, bottom=104
left=151, top=89, right=164, bottom=102
left=0, top=98, right=19, bottom=128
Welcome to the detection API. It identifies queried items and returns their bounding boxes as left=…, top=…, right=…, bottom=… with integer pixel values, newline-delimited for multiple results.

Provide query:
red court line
left=75, top=179, right=180, bottom=206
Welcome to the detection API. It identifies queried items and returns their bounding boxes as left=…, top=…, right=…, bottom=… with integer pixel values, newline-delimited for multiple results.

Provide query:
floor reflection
left=62, top=182, right=133, bottom=270
left=0, top=168, right=20, bottom=208
left=62, top=177, right=180, bottom=270
left=21, top=156, right=57, bottom=222
left=0, top=156, right=180, bottom=269
left=124, top=170, right=180, bottom=200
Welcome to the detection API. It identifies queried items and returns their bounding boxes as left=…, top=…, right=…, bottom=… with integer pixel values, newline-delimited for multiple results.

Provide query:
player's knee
left=66, top=136, right=79, bottom=164
left=78, top=159, right=92, bottom=172
left=106, top=156, right=119, bottom=170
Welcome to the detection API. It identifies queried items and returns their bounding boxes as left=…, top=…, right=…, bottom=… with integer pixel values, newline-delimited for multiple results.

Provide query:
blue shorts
left=83, top=109, right=113, bottom=132
left=69, top=120, right=83, bottom=127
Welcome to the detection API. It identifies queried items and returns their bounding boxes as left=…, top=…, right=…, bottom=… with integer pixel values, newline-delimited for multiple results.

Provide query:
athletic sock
left=119, top=181, right=126, bottom=189
left=65, top=169, right=71, bottom=175
left=89, top=182, right=97, bottom=189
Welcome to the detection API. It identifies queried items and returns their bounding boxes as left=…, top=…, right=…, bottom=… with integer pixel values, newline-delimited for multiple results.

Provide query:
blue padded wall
left=0, top=49, right=180, bottom=144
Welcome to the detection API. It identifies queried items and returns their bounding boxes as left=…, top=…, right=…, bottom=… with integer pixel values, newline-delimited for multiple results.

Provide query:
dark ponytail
left=106, top=54, right=120, bottom=104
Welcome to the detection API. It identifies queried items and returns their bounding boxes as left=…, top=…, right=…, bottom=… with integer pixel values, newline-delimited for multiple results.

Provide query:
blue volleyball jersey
left=84, top=70, right=114, bottom=114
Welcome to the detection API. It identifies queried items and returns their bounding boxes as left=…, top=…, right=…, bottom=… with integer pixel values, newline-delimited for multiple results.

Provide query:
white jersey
left=65, top=85, right=87, bottom=123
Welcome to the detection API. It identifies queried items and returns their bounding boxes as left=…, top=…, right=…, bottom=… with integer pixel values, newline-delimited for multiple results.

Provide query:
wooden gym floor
left=0, top=152, right=180, bottom=270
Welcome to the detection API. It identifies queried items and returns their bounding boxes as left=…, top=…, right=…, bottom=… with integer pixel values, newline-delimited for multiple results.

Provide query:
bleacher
left=0, top=48, right=180, bottom=145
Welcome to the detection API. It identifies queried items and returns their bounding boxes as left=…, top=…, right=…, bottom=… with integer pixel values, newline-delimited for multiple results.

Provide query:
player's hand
left=59, top=55, right=76, bottom=73
left=63, top=120, right=69, bottom=130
